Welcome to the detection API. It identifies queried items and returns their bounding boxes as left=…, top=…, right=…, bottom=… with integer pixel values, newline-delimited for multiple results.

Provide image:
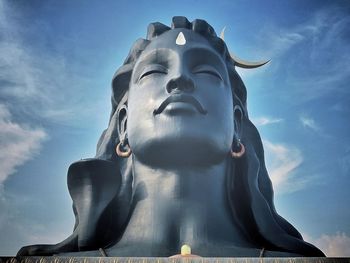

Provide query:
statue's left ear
left=233, top=105, right=243, bottom=140
left=117, top=104, right=128, bottom=141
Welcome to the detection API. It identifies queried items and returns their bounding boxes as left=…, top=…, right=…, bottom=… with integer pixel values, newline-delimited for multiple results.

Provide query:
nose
left=166, top=74, right=195, bottom=94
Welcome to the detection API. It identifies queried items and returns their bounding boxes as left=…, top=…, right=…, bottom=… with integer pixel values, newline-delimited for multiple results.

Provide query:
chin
left=130, top=128, right=231, bottom=168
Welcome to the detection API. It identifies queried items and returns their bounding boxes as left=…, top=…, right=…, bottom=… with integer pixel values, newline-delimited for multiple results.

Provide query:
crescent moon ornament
left=230, top=52, right=270, bottom=69
left=220, top=27, right=270, bottom=69
left=220, top=26, right=226, bottom=40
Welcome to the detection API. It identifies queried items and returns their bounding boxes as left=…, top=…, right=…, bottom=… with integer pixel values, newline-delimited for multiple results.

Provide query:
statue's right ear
left=117, top=104, right=128, bottom=141
left=233, top=105, right=243, bottom=140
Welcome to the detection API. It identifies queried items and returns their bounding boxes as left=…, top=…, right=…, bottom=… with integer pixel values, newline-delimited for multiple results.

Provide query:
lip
left=163, top=101, right=198, bottom=115
left=153, top=94, right=207, bottom=115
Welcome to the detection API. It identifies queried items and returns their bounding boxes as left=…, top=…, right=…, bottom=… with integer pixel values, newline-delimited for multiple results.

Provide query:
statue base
left=1, top=257, right=349, bottom=263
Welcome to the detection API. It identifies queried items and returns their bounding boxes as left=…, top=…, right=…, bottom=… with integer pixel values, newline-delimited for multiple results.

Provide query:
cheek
left=211, top=90, right=235, bottom=147
left=213, top=104, right=235, bottom=149
left=197, top=82, right=235, bottom=138
left=127, top=83, right=162, bottom=148
left=127, top=94, right=151, bottom=140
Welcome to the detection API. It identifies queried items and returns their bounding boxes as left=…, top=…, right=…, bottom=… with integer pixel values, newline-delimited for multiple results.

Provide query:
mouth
left=153, top=94, right=208, bottom=115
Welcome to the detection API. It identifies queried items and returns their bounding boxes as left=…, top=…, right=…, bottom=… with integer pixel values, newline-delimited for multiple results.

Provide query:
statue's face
left=127, top=29, right=234, bottom=167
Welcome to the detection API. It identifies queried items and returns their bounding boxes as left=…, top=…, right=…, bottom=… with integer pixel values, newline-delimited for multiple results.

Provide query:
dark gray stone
left=17, top=17, right=325, bottom=257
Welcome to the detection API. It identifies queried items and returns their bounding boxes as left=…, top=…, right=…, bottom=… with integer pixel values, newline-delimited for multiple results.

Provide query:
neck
left=114, top=155, right=252, bottom=252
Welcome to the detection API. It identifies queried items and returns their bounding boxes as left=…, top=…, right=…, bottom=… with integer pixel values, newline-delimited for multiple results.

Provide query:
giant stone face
left=127, top=29, right=235, bottom=167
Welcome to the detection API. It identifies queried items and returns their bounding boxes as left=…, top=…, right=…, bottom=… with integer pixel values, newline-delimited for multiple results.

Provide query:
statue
left=18, top=17, right=324, bottom=257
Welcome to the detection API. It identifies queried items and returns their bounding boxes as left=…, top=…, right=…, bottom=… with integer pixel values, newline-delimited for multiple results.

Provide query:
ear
left=233, top=105, right=243, bottom=140
left=117, top=104, right=128, bottom=141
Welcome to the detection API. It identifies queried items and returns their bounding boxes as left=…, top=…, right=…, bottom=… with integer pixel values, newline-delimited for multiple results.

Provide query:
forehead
left=137, top=28, right=225, bottom=65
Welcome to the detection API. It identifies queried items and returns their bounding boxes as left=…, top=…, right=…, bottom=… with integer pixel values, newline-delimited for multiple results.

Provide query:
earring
left=231, top=139, right=245, bottom=158
left=116, top=138, right=132, bottom=158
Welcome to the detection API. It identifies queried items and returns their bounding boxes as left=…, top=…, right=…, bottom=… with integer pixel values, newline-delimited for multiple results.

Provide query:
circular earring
left=231, top=139, right=245, bottom=158
left=116, top=139, right=132, bottom=158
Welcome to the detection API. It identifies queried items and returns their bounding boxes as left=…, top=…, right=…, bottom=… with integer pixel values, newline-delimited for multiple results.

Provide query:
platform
left=1, top=257, right=349, bottom=263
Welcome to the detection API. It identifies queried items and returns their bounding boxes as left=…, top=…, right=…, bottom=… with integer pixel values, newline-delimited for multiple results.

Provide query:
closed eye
left=139, top=65, right=167, bottom=80
left=192, top=65, right=223, bottom=80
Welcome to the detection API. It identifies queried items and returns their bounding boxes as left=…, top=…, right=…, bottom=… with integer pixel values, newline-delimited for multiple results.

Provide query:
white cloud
left=299, top=115, right=332, bottom=139
left=249, top=8, right=350, bottom=102
left=295, top=10, right=350, bottom=100
left=263, top=31, right=305, bottom=59
left=303, top=232, right=350, bottom=257
left=0, top=104, right=47, bottom=185
left=263, top=139, right=313, bottom=194
left=252, top=116, right=284, bottom=126
left=259, top=8, right=349, bottom=61
left=0, top=1, right=99, bottom=125
left=300, top=115, right=321, bottom=132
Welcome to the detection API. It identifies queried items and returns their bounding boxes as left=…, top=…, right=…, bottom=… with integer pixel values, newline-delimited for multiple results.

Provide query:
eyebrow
left=137, top=45, right=225, bottom=64
left=132, top=46, right=228, bottom=83
left=184, top=46, right=225, bottom=62
left=131, top=49, right=173, bottom=80
left=182, top=47, right=226, bottom=72
left=137, top=48, right=177, bottom=66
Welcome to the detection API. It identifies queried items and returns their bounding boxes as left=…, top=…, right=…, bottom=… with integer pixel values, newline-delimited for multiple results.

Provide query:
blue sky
left=0, top=0, right=349, bottom=257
